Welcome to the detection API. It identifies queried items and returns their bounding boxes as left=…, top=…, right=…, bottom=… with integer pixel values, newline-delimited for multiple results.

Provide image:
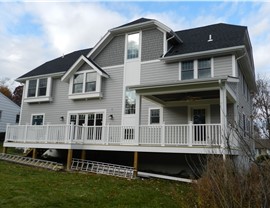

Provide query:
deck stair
left=0, top=153, right=63, bottom=171
left=71, top=158, right=135, bottom=179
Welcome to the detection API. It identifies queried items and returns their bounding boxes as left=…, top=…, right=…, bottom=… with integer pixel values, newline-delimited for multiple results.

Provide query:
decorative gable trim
left=61, top=55, right=109, bottom=83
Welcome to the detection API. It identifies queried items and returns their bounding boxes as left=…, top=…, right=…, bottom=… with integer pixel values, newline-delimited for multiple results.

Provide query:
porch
left=4, top=123, right=222, bottom=149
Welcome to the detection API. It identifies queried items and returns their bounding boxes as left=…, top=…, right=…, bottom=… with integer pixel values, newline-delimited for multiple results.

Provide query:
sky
left=0, top=1, right=269, bottom=88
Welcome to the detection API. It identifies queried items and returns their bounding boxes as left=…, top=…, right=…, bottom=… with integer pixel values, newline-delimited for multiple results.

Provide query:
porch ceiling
left=154, top=90, right=220, bottom=102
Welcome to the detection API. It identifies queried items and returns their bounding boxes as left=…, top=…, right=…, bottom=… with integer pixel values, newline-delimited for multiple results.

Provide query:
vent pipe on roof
left=62, top=54, right=65, bottom=58
left=208, top=34, right=213, bottom=42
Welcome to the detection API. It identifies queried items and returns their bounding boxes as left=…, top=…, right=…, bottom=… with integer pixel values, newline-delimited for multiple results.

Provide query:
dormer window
left=69, top=71, right=102, bottom=100
left=127, top=33, right=140, bottom=59
left=25, top=77, right=52, bottom=103
left=72, top=72, right=97, bottom=94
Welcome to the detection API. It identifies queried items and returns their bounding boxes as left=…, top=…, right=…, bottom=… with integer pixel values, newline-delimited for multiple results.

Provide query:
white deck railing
left=5, top=123, right=222, bottom=147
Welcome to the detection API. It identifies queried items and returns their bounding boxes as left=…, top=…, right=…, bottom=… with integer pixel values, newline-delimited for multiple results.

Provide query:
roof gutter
left=160, top=45, right=245, bottom=62
left=16, top=72, right=65, bottom=83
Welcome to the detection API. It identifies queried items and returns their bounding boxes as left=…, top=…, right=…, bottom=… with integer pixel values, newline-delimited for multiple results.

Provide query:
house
left=0, top=92, right=20, bottom=140
left=255, top=139, right=270, bottom=158
left=3, top=18, right=255, bottom=177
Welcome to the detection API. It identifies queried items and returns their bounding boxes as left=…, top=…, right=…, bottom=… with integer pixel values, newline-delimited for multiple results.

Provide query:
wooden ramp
left=71, top=158, right=135, bottom=179
left=0, top=153, right=63, bottom=171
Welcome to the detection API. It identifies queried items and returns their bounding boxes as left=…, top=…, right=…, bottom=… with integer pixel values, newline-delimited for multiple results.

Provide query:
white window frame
left=24, top=77, right=52, bottom=103
left=125, top=31, right=141, bottom=62
left=68, top=70, right=102, bottom=100
left=148, top=107, right=163, bottom=125
left=179, top=58, right=213, bottom=80
left=31, top=113, right=45, bottom=125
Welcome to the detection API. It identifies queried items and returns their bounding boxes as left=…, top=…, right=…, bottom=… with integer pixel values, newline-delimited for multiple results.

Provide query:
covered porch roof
left=129, top=76, right=238, bottom=106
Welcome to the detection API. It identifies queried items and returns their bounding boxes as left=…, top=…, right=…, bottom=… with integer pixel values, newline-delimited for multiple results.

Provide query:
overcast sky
left=0, top=1, right=269, bottom=88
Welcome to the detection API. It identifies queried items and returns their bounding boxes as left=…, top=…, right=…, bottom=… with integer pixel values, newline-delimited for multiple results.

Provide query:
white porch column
left=135, top=94, right=141, bottom=145
left=220, top=83, right=227, bottom=156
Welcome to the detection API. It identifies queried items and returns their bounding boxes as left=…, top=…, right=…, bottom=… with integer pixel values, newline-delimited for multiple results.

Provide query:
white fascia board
left=86, top=31, right=111, bottom=58
left=16, top=72, right=65, bottom=83
left=160, top=45, right=245, bottom=63
left=129, top=77, right=229, bottom=91
left=61, top=55, right=109, bottom=83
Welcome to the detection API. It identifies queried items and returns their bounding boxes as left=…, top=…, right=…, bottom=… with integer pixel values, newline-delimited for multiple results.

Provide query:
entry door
left=193, top=109, right=206, bottom=141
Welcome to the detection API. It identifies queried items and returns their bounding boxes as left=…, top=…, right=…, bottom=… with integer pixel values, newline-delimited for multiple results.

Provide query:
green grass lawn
left=0, top=145, right=196, bottom=208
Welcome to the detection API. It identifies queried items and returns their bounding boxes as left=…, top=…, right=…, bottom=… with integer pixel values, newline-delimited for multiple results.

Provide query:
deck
left=3, top=123, right=229, bottom=154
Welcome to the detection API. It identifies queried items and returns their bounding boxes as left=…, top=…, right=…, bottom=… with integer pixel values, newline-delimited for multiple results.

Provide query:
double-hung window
left=198, top=58, right=211, bottom=78
left=125, top=89, right=136, bottom=114
left=28, top=80, right=37, bottom=97
left=72, top=72, right=97, bottom=94
left=73, top=74, right=84, bottom=93
left=38, top=78, right=47, bottom=96
left=181, top=61, right=194, bottom=80
left=31, top=114, right=44, bottom=125
left=180, top=58, right=212, bottom=80
left=127, top=33, right=140, bottom=60
left=25, top=78, right=52, bottom=103
left=150, top=109, right=161, bottom=124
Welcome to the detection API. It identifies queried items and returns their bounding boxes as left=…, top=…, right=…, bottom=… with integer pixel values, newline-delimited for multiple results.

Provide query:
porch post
left=67, top=149, right=73, bottom=170
left=32, top=148, right=37, bottom=159
left=135, top=94, right=141, bottom=145
left=2, top=147, right=7, bottom=154
left=133, top=151, right=138, bottom=178
left=81, top=150, right=86, bottom=160
left=220, top=83, right=227, bottom=159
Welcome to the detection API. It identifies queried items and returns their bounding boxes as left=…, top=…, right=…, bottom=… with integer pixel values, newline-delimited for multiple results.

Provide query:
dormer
left=61, top=55, right=109, bottom=100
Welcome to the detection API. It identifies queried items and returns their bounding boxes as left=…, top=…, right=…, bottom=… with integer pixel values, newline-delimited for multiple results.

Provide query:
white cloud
left=25, top=3, right=126, bottom=54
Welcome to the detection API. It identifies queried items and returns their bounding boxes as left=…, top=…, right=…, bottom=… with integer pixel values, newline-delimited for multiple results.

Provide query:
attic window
left=127, top=33, right=140, bottom=59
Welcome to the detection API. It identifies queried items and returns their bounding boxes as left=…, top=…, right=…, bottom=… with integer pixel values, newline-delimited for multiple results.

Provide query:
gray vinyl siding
left=77, top=63, right=93, bottom=72
left=141, top=29, right=164, bottom=62
left=141, top=61, right=179, bottom=85
left=94, top=35, right=125, bottom=67
left=214, top=56, right=233, bottom=77
left=0, top=93, right=20, bottom=132
left=163, top=107, right=188, bottom=124
left=140, top=98, right=160, bottom=125
left=21, top=66, right=124, bottom=125
left=236, top=66, right=252, bottom=129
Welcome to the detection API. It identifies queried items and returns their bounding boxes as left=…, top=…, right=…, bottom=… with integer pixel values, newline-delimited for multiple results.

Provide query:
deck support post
left=133, top=151, right=138, bottom=178
left=220, top=83, right=227, bottom=160
left=67, top=149, right=73, bottom=170
left=32, top=148, right=37, bottom=159
left=2, top=146, right=7, bottom=154
left=81, top=150, right=86, bottom=160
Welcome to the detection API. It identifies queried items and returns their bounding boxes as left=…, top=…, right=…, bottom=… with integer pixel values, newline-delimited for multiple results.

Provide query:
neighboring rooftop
left=18, top=48, right=92, bottom=79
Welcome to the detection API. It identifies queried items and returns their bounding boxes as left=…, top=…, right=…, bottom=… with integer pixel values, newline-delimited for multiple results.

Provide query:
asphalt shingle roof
left=18, top=20, right=249, bottom=79
left=18, top=48, right=92, bottom=79
left=165, top=23, right=247, bottom=57
left=114, top=18, right=152, bottom=29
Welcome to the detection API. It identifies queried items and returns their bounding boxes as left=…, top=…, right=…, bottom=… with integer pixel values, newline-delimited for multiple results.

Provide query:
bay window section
left=69, top=71, right=102, bottom=100
left=25, top=77, right=52, bottom=103
left=73, top=74, right=84, bottom=93
left=127, top=33, right=139, bottom=60
left=198, top=58, right=211, bottom=78
left=85, top=72, right=96, bottom=92
left=38, top=78, right=47, bottom=96
left=181, top=61, right=194, bottom=80
left=125, top=89, right=136, bottom=114
left=28, top=80, right=37, bottom=97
